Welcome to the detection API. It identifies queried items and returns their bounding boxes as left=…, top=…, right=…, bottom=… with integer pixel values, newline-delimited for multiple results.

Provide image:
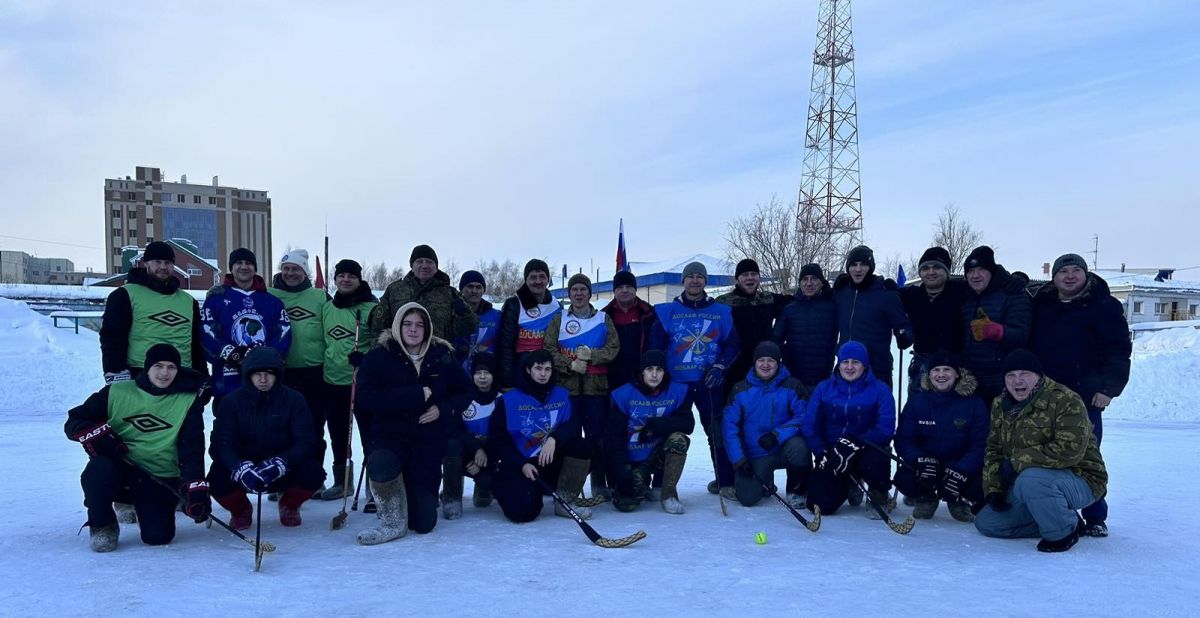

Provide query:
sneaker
left=1082, top=521, right=1108, bottom=538
left=785, top=493, right=806, bottom=510
left=947, top=501, right=975, bottom=523
left=912, top=498, right=938, bottom=520
left=707, top=480, right=719, bottom=495
left=89, top=522, right=120, bottom=552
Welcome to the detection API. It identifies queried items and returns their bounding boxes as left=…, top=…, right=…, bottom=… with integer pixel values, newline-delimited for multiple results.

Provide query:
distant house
left=552, top=254, right=738, bottom=305
left=93, top=239, right=220, bottom=291
left=1093, top=270, right=1200, bottom=325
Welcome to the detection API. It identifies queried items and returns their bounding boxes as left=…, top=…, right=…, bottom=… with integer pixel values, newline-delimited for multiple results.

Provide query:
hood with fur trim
left=920, top=368, right=978, bottom=397
left=378, top=302, right=454, bottom=365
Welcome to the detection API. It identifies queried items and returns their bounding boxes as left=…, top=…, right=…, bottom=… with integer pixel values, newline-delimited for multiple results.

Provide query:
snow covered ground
left=1, top=297, right=1197, bottom=616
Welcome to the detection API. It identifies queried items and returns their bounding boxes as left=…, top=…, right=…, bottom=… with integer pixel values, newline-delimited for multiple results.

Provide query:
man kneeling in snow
left=65, top=343, right=212, bottom=552
left=974, top=349, right=1108, bottom=553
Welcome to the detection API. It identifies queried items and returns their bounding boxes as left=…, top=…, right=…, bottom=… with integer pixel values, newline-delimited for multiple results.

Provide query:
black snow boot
left=1037, top=514, right=1084, bottom=553
left=441, top=457, right=464, bottom=520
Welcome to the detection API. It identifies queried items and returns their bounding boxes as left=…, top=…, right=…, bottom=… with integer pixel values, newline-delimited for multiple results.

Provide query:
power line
left=0, top=234, right=102, bottom=250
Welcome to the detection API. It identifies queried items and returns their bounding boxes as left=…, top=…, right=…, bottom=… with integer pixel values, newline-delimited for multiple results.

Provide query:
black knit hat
left=144, top=342, right=182, bottom=369
left=459, top=270, right=486, bottom=290
left=524, top=259, right=550, bottom=280
left=471, top=352, right=496, bottom=376
left=142, top=241, right=175, bottom=263
left=735, top=258, right=760, bottom=278
left=799, top=263, right=826, bottom=283
left=567, top=273, right=592, bottom=293
left=964, top=246, right=997, bottom=274
left=845, top=245, right=875, bottom=272
left=639, top=349, right=668, bottom=372
left=918, top=247, right=952, bottom=272
left=228, top=247, right=257, bottom=269
left=1002, top=349, right=1043, bottom=376
left=613, top=271, right=637, bottom=289
left=409, top=244, right=438, bottom=266
left=926, top=349, right=961, bottom=371
left=334, top=259, right=362, bottom=280
left=1052, top=253, right=1089, bottom=276
left=753, top=340, right=782, bottom=362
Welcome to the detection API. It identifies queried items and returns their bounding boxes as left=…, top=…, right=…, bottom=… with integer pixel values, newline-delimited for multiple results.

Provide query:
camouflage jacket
left=369, top=270, right=478, bottom=346
left=983, top=377, right=1107, bottom=500
left=542, top=307, right=621, bottom=396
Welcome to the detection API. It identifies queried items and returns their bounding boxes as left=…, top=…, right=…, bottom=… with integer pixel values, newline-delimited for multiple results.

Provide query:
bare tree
left=441, top=258, right=462, bottom=285
left=931, top=203, right=984, bottom=272
left=724, top=195, right=853, bottom=293
left=363, top=261, right=404, bottom=290
left=878, top=252, right=919, bottom=285
left=475, top=258, right=523, bottom=299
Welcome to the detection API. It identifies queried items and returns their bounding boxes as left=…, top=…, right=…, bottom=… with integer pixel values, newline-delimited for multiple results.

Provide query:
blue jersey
left=458, top=306, right=502, bottom=371
left=503, top=386, right=572, bottom=458
left=462, top=395, right=499, bottom=439
left=201, top=278, right=292, bottom=395
left=652, top=298, right=737, bottom=383
left=611, top=381, right=690, bottom=463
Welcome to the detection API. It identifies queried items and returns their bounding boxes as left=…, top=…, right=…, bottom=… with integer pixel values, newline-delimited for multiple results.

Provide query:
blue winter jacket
left=799, top=366, right=896, bottom=456
left=831, top=274, right=911, bottom=381
left=771, top=285, right=838, bottom=387
left=201, top=275, right=292, bottom=396
left=723, top=366, right=810, bottom=466
left=649, top=294, right=739, bottom=384
left=894, top=370, right=989, bottom=474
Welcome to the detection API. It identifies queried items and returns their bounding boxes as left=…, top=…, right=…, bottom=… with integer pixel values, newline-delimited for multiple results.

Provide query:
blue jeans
left=975, top=468, right=1095, bottom=541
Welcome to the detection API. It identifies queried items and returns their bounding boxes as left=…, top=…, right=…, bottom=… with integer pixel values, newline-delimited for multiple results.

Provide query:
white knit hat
left=279, top=248, right=312, bottom=279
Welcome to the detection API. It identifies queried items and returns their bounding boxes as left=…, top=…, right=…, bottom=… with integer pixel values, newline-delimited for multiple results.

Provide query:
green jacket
left=369, top=270, right=477, bottom=346
left=543, top=307, right=620, bottom=396
left=983, top=377, right=1107, bottom=500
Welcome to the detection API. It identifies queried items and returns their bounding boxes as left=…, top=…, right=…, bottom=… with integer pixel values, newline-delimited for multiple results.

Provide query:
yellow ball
left=755, top=531, right=768, bottom=545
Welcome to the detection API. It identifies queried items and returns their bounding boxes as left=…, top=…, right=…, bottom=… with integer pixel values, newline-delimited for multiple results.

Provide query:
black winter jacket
left=1030, top=273, right=1131, bottom=408
left=900, top=278, right=970, bottom=356
left=210, top=348, right=314, bottom=471
left=960, top=268, right=1032, bottom=399
left=832, top=273, right=912, bottom=380
left=771, top=286, right=838, bottom=387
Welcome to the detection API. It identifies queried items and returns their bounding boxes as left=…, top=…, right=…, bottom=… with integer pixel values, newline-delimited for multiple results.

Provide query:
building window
left=187, top=267, right=202, bottom=276
left=1133, top=301, right=1143, bottom=314
left=193, top=195, right=201, bottom=204
left=111, top=209, right=120, bottom=218
left=177, top=194, right=185, bottom=203
left=146, top=236, right=154, bottom=243
left=112, top=248, right=121, bottom=256
left=145, top=199, right=152, bottom=206
left=162, top=192, right=172, bottom=202
left=112, top=228, right=121, bottom=237
left=1155, top=302, right=1167, bottom=315
left=111, top=190, right=120, bottom=199
left=1192, top=305, right=1198, bottom=317
left=129, top=230, right=137, bottom=239
left=127, top=210, right=136, bottom=219
left=208, top=196, right=217, bottom=205
left=146, top=218, right=154, bottom=225
left=127, top=192, right=137, bottom=200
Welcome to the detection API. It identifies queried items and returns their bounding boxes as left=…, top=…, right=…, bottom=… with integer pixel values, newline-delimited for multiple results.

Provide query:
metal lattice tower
left=798, top=0, right=863, bottom=261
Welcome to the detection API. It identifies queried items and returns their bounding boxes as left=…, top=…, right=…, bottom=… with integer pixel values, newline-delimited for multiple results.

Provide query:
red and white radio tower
left=798, top=0, right=863, bottom=264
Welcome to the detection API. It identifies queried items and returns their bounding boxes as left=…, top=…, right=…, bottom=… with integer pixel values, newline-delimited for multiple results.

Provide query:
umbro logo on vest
left=328, top=325, right=355, bottom=340
left=123, top=413, right=173, bottom=433
left=287, top=306, right=318, bottom=322
left=148, top=310, right=188, bottom=328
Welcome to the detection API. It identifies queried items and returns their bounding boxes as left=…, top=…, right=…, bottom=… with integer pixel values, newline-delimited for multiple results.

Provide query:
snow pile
left=0, top=297, right=103, bottom=418
left=1106, top=326, right=1200, bottom=422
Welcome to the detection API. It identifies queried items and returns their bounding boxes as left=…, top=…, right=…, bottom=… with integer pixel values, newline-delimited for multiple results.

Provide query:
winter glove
left=970, top=308, right=1005, bottom=342
left=573, top=345, right=593, bottom=362
left=196, top=379, right=214, bottom=408
left=183, top=480, right=211, bottom=523
left=233, top=460, right=267, bottom=493
left=254, top=457, right=288, bottom=487
left=827, top=437, right=863, bottom=476
left=103, top=370, right=131, bottom=385
left=703, top=365, right=726, bottom=390
left=895, top=329, right=913, bottom=350
left=940, top=468, right=968, bottom=501
left=221, top=345, right=251, bottom=367
left=347, top=350, right=365, bottom=368
left=736, top=461, right=754, bottom=477
left=74, top=423, right=129, bottom=458
left=917, top=456, right=940, bottom=482
left=986, top=492, right=1011, bottom=513
left=758, top=432, right=779, bottom=451
left=999, top=459, right=1016, bottom=483
left=569, top=359, right=588, bottom=374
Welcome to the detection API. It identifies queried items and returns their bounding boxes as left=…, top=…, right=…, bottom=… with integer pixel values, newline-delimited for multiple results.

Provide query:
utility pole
left=1091, top=234, right=1099, bottom=270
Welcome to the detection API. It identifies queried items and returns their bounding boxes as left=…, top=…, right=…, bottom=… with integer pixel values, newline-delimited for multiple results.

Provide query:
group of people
left=69, top=238, right=1130, bottom=554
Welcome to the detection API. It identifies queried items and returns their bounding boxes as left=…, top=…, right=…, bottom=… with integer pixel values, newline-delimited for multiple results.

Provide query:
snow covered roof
left=1096, top=270, right=1200, bottom=295
left=627, top=253, right=734, bottom=277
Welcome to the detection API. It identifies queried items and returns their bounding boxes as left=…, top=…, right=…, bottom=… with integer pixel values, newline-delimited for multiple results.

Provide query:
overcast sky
left=2, top=0, right=1198, bottom=281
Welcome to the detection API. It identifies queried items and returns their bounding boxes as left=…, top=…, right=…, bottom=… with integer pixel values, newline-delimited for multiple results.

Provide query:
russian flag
left=615, top=218, right=629, bottom=274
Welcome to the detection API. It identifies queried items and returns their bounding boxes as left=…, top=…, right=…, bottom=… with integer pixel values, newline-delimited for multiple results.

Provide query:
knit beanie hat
left=459, top=270, right=486, bottom=290
left=753, top=340, right=782, bottom=362
left=918, top=247, right=952, bottom=272
left=471, top=352, right=496, bottom=376
left=524, top=259, right=550, bottom=280
left=639, top=349, right=668, bottom=373
left=567, top=273, right=592, bottom=293
left=1052, top=253, right=1089, bottom=276
left=1002, top=349, right=1043, bottom=376
left=142, top=241, right=175, bottom=263
left=409, top=244, right=438, bottom=266
left=334, top=259, right=362, bottom=280
left=735, top=259, right=760, bottom=278
left=845, top=245, right=875, bottom=272
left=837, top=340, right=869, bottom=366
left=228, top=247, right=257, bottom=269
left=144, top=342, right=182, bottom=369
left=279, top=248, right=312, bottom=279
left=926, top=349, right=961, bottom=372
left=964, top=246, right=997, bottom=274
left=799, top=263, right=826, bottom=283
left=613, top=271, right=637, bottom=289
left=681, top=261, right=708, bottom=281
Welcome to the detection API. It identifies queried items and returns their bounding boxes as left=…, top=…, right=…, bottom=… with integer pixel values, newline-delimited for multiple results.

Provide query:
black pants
left=324, top=382, right=366, bottom=473
left=445, top=439, right=494, bottom=489
left=81, top=456, right=178, bottom=545
left=493, top=436, right=588, bottom=523
left=807, top=447, right=891, bottom=515
left=367, top=444, right=441, bottom=534
left=893, top=464, right=984, bottom=509
left=208, top=457, right=326, bottom=498
left=285, top=366, right=326, bottom=471
left=573, top=394, right=608, bottom=488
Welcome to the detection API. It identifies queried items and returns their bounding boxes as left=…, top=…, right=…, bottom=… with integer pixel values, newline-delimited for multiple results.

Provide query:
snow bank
left=1106, top=326, right=1200, bottom=422
left=0, top=297, right=103, bottom=417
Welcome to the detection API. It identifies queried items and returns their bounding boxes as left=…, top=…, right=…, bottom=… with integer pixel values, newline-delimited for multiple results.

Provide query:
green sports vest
left=269, top=286, right=328, bottom=368
left=321, top=300, right=377, bottom=385
left=125, top=283, right=195, bottom=369
left=107, top=380, right=195, bottom=478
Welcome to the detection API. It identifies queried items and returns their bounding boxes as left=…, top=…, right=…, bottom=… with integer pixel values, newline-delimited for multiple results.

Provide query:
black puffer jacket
left=959, top=268, right=1032, bottom=399
left=771, top=285, right=838, bottom=387
left=900, top=278, right=970, bottom=356
left=832, top=273, right=912, bottom=380
left=210, top=347, right=314, bottom=470
left=1030, top=273, right=1131, bottom=407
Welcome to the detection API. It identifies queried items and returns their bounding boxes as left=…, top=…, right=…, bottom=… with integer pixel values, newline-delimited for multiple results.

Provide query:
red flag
left=314, top=255, right=325, bottom=290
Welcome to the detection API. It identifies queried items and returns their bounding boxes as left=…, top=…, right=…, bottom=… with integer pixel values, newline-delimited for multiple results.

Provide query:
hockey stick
left=331, top=312, right=362, bottom=531
left=533, top=476, right=646, bottom=548
left=849, top=473, right=915, bottom=535
left=254, top=491, right=265, bottom=572
left=351, top=459, right=367, bottom=511
left=141, top=470, right=277, bottom=553
left=754, top=474, right=820, bottom=532
left=704, top=386, right=728, bottom=517
left=860, top=440, right=978, bottom=510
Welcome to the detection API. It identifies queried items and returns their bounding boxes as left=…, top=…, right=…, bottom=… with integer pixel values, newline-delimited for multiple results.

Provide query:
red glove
left=184, top=480, right=212, bottom=523
left=980, top=321, right=1004, bottom=341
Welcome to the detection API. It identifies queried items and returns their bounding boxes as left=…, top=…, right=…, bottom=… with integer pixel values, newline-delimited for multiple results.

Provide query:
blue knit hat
left=459, top=270, right=486, bottom=290
left=836, top=341, right=869, bottom=366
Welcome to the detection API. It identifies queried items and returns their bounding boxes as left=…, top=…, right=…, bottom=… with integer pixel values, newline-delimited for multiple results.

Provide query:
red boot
left=278, top=486, right=312, bottom=527
left=215, top=490, right=253, bottom=531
